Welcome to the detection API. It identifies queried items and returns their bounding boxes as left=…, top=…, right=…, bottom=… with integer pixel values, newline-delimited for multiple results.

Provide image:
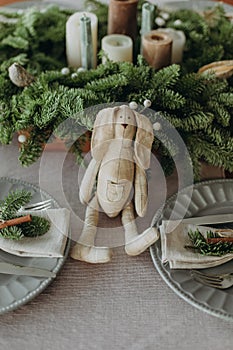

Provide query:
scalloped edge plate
left=150, top=179, right=233, bottom=321
left=0, top=177, right=71, bottom=315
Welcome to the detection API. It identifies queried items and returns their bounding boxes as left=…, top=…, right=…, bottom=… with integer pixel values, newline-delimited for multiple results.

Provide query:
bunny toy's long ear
left=134, top=112, right=154, bottom=169
left=91, top=107, right=116, bottom=161
left=134, top=112, right=154, bottom=217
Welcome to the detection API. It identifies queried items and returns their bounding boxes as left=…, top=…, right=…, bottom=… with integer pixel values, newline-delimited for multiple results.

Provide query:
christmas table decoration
left=0, top=1, right=232, bottom=180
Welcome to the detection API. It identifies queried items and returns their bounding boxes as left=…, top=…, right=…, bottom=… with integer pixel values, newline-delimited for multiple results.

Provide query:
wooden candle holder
left=108, top=0, right=139, bottom=41
left=142, top=31, right=172, bottom=70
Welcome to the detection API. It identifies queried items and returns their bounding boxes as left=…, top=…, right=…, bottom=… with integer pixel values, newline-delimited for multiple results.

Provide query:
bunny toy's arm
left=79, top=158, right=101, bottom=205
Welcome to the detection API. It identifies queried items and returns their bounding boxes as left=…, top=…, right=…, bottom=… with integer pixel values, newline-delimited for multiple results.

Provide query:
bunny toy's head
left=91, top=105, right=154, bottom=170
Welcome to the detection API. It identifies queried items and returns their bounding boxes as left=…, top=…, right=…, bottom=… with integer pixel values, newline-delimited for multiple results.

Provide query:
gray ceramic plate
left=0, top=177, right=70, bottom=315
left=150, top=179, right=233, bottom=321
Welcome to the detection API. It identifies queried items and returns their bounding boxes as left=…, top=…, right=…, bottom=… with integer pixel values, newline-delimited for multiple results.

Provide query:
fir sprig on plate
left=188, top=229, right=233, bottom=256
left=0, top=190, right=50, bottom=240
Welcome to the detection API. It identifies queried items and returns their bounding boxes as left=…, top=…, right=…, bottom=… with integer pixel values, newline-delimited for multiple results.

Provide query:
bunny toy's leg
left=122, top=202, right=159, bottom=256
left=71, top=195, right=113, bottom=263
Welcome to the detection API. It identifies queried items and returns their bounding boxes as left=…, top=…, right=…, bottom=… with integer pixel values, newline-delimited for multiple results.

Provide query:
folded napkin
left=0, top=209, right=70, bottom=258
left=160, top=220, right=233, bottom=269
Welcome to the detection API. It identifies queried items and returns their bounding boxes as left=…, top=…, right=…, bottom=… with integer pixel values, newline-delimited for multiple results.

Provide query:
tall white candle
left=157, top=28, right=186, bottom=64
left=101, top=34, right=133, bottom=64
left=66, top=12, right=98, bottom=68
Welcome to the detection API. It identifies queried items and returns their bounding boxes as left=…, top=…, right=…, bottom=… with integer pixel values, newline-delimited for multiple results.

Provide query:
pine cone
left=8, top=63, right=35, bottom=87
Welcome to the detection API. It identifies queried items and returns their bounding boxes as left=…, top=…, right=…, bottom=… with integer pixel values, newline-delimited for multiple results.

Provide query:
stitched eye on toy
left=120, top=116, right=123, bottom=118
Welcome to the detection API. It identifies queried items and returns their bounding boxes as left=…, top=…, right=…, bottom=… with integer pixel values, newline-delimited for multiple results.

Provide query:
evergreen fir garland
left=0, top=2, right=232, bottom=179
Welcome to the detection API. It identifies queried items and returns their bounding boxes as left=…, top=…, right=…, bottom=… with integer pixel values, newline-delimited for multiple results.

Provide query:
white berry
left=61, top=67, right=70, bottom=75
left=173, top=19, right=182, bottom=26
left=77, top=67, right=87, bottom=73
left=129, top=101, right=138, bottom=110
left=155, top=17, right=166, bottom=27
left=71, top=73, right=78, bottom=79
left=153, top=122, right=162, bottom=131
left=160, top=12, right=170, bottom=20
left=18, top=134, right=27, bottom=143
left=144, top=99, right=152, bottom=108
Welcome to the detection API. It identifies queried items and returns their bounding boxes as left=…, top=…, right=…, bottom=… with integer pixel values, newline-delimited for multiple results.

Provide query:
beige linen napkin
left=0, top=209, right=70, bottom=257
left=160, top=220, right=233, bottom=269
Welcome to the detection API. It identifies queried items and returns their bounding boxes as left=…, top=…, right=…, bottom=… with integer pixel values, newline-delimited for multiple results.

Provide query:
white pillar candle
left=101, top=34, right=133, bottom=64
left=66, top=12, right=98, bottom=68
left=157, top=28, right=186, bottom=64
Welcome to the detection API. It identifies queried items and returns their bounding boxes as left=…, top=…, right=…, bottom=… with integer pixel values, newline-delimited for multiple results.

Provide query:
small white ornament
left=143, top=99, right=152, bottom=108
left=18, top=134, right=27, bottom=143
left=173, top=19, right=182, bottom=26
left=155, top=17, right=166, bottom=27
left=129, top=101, right=138, bottom=110
left=71, top=73, right=78, bottom=79
left=160, top=12, right=170, bottom=20
left=77, top=67, right=87, bottom=73
left=61, top=67, right=70, bottom=75
left=153, top=122, right=162, bottom=131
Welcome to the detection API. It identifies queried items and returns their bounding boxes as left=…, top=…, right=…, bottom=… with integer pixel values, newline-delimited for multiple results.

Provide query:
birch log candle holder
left=107, top=0, right=139, bottom=41
left=141, top=31, right=172, bottom=69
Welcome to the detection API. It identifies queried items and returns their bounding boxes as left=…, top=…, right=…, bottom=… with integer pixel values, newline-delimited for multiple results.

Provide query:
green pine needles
left=0, top=2, right=232, bottom=178
left=0, top=190, right=50, bottom=240
left=188, top=229, right=233, bottom=256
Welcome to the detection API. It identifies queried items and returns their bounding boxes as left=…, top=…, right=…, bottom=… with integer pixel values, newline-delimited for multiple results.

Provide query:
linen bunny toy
left=71, top=105, right=159, bottom=263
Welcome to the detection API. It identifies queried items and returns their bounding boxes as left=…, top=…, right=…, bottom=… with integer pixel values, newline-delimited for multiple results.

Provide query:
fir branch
left=0, top=190, right=32, bottom=220
left=0, top=226, right=24, bottom=240
left=0, top=190, right=51, bottom=239
left=19, top=138, right=45, bottom=167
left=188, top=229, right=233, bottom=256
left=2, top=35, right=29, bottom=50
left=151, top=64, right=181, bottom=90
left=19, top=215, right=50, bottom=237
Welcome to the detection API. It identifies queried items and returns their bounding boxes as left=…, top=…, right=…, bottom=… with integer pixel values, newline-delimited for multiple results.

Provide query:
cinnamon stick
left=207, top=237, right=233, bottom=244
left=0, top=215, right=32, bottom=230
